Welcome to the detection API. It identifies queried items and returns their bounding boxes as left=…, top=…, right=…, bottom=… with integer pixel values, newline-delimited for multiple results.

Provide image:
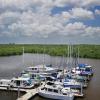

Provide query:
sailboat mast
left=22, top=46, right=24, bottom=65
left=67, top=45, right=69, bottom=68
left=77, top=46, right=79, bottom=65
left=43, top=44, right=46, bottom=71
left=69, top=44, right=72, bottom=70
left=43, top=45, right=45, bottom=65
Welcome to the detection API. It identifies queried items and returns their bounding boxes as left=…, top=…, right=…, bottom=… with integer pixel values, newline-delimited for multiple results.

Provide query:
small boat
left=10, top=77, right=34, bottom=89
left=63, top=78, right=82, bottom=89
left=65, top=73, right=88, bottom=88
left=21, top=64, right=58, bottom=82
left=0, top=79, right=11, bottom=87
left=21, top=71, right=56, bottom=82
left=25, top=64, right=58, bottom=74
left=38, top=81, right=74, bottom=100
left=62, top=88, right=84, bottom=97
left=78, top=64, right=94, bottom=76
left=71, top=66, right=93, bottom=80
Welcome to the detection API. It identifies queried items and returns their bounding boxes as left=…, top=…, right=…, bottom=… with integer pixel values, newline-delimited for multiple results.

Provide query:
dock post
left=81, top=83, right=83, bottom=95
left=18, top=87, right=20, bottom=98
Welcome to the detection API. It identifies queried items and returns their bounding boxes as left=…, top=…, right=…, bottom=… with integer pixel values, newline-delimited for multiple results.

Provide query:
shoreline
left=0, top=44, right=100, bottom=59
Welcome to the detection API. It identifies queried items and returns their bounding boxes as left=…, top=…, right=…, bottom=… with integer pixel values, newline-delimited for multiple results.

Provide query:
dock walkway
left=0, top=86, right=26, bottom=92
left=17, top=82, right=45, bottom=100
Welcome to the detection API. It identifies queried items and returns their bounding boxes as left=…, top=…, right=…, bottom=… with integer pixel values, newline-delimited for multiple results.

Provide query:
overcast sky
left=0, top=0, right=100, bottom=44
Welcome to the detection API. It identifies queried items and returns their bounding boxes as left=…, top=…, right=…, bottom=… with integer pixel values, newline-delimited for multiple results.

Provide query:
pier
left=17, top=82, right=45, bottom=100
left=0, top=82, right=45, bottom=100
left=17, top=88, right=38, bottom=100
left=0, top=86, right=26, bottom=92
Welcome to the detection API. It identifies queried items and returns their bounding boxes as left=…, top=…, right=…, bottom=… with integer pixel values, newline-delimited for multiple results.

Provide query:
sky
left=0, top=0, right=100, bottom=44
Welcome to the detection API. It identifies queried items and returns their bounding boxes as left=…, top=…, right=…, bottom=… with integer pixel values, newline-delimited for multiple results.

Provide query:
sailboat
left=71, top=46, right=93, bottom=83
left=38, top=44, right=74, bottom=100
left=62, top=45, right=84, bottom=97
left=21, top=45, right=58, bottom=84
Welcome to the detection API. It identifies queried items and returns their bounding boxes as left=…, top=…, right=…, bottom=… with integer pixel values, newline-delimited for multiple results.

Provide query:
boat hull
left=63, top=84, right=81, bottom=89
left=38, top=90, right=74, bottom=100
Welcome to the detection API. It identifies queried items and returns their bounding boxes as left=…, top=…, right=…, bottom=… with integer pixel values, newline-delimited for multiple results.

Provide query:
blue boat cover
left=78, top=64, right=88, bottom=68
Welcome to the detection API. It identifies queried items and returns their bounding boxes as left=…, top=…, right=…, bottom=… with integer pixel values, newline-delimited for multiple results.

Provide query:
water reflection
left=0, top=90, right=25, bottom=100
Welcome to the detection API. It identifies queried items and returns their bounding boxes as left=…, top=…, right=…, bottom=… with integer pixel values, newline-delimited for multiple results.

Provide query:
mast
left=77, top=46, right=80, bottom=65
left=67, top=45, right=69, bottom=68
left=43, top=39, right=46, bottom=71
left=22, top=46, right=24, bottom=65
left=36, top=46, right=39, bottom=65
left=69, top=44, right=72, bottom=71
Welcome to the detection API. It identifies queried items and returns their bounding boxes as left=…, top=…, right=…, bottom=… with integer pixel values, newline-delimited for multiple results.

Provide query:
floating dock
left=17, top=82, right=45, bottom=100
left=0, top=86, right=26, bottom=92
left=17, top=89, right=38, bottom=100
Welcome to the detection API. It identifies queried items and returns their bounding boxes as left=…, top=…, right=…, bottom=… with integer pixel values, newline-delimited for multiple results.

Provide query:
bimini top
left=78, top=64, right=88, bottom=68
left=11, top=77, right=30, bottom=81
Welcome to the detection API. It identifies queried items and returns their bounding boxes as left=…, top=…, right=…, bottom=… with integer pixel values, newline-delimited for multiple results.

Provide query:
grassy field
left=0, top=44, right=100, bottom=59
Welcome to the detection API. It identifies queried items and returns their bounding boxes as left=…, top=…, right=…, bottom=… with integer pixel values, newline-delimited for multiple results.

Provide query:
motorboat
left=78, top=64, right=94, bottom=76
left=38, top=81, right=74, bottom=100
left=63, top=78, right=82, bottom=89
left=10, top=77, right=34, bottom=89
left=0, top=79, right=11, bottom=87
left=62, top=87, right=83, bottom=97
left=25, top=64, right=58, bottom=74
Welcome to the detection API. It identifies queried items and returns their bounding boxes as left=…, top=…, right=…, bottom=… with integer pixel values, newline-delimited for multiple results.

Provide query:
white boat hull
left=39, top=90, right=74, bottom=100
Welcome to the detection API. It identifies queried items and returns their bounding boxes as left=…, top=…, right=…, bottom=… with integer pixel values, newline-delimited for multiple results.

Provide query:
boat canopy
left=78, top=64, right=88, bottom=68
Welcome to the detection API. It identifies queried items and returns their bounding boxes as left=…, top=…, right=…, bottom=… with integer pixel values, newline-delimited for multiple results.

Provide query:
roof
left=78, top=64, right=88, bottom=68
left=86, top=65, right=92, bottom=68
left=45, top=84, right=63, bottom=90
left=0, top=79, right=11, bottom=82
left=12, top=77, right=30, bottom=81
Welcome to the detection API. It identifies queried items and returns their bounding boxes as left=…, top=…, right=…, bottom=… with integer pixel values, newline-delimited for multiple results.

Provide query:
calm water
left=0, top=54, right=100, bottom=100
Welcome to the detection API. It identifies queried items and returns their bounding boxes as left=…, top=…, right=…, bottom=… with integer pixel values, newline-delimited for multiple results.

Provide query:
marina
left=0, top=0, right=100, bottom=99
left=0, top=54, right=99, bottom=100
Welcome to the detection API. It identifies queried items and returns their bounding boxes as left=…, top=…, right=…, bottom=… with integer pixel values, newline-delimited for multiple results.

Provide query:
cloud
left=0, top=9, right=100, bottom=39
left=70, top=8, right=94, bottom=19
left=81, top=0, right=100, bottom=7
left=84, top=26, right=100, bottom=37
left=61, top=11, right=71, bottom=20
left=60, top=8, right=94, bottom=20
left=55, top=8, right=94, bottom=20
left=0, top=11, right=20, bottom=25
left=0, top=0, right=100, bottom=11
left=58, top=22, right=100, bottom=38
left=95, top=9, right=100, bottom=15
left=0, top=0, right=32, bottom=11
left=6, top=10, right=64, bottom=38
left=7, top=17, right=100, bottom=39
left=0, top=0, right=100, bottom=43
left=54, top=0, right=100, bottom=8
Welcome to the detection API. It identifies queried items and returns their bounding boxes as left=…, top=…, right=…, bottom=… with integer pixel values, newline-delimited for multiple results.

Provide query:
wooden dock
left=17, top=88, right=39, bottom=100
left=17, top=82, right=45, bottom=100
left=0, top=86, right=26, bottom=92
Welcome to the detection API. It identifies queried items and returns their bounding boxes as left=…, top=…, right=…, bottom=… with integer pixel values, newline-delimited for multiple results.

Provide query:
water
left=0, top=54, right=100, bottom=100
left=0, top=90, right=25, bottom=100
